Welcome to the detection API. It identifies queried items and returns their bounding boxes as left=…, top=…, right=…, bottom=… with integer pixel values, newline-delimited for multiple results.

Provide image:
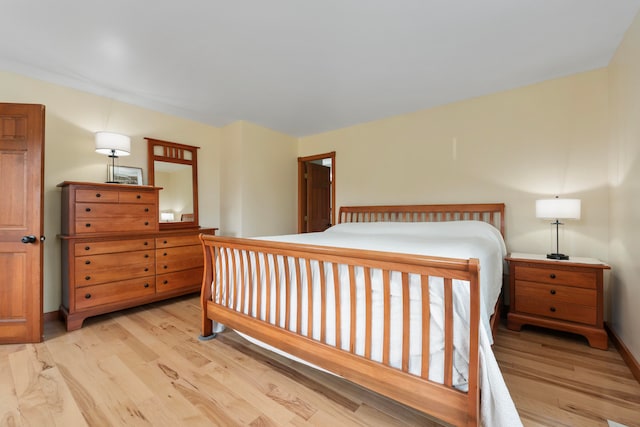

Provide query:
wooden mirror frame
left=146, top=137, right=199, bottom=230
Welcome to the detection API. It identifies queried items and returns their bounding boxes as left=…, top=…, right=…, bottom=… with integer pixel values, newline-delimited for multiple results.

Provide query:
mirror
left=146, top=137, right=199, bottom=229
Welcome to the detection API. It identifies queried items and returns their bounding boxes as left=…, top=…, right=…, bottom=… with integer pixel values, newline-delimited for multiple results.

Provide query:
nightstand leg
left=506, top=313, right=524, bottom=331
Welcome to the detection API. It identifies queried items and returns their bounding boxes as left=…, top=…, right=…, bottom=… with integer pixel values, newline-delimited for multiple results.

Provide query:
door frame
left=297, top=151, right=335, bottom=233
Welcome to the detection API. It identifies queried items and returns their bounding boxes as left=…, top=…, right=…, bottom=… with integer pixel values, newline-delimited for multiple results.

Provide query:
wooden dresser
left=58, top=181, right=216, bottom=331
left=506, top=253, right=610, bottom=349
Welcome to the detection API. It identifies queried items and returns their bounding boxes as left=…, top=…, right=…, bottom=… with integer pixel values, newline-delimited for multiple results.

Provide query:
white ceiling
left=2, top=1, right=639, bottom=137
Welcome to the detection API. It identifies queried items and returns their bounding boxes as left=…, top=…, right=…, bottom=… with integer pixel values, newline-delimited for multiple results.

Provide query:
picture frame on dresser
left=107, top=165, right=143, bottom=185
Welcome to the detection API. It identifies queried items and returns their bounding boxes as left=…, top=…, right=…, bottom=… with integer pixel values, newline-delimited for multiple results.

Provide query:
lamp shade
left=95, top=132, right=131, bottom=156
left=536, top=198, right=581, bottom=220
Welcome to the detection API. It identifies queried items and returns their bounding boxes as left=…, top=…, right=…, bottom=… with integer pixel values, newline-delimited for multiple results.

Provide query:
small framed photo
left=108, top=165, right=143, bottom=185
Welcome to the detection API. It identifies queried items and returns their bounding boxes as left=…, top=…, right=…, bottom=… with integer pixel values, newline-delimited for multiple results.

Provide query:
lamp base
left=547, top=253, right=569, bottom=260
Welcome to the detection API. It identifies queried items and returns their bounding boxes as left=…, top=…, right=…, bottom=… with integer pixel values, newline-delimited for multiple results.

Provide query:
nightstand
left=505, top=253, right=610, bottom=350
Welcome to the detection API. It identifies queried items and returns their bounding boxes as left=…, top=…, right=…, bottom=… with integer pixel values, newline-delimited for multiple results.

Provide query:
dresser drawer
left=74, top=238, right=155, bottom=255
left=119, top=191, right=156, bottom=204
left=76, top=188, right=119, bottom=203
left=156, top=244, right=203, bottom=274
left=514, top=266, right=596, bottom=289
left=156, top=267, right=203, bottom=294
left=76, top=203, right=155, bottom=218
left=75, top=216, right=156, bottom=234
left=75, top=250, right=155, bottom=286
left=156, top=234, right=202, bottom=248
left=75, top=277, right=156, bottom=310
left=514, top=281, right=597, bottom=307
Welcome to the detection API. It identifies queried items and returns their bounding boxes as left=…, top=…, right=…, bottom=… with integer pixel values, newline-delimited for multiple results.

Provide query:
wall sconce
left=536, top=196, right=581, bottom=260
left=95, top=132, right=131, bottom=183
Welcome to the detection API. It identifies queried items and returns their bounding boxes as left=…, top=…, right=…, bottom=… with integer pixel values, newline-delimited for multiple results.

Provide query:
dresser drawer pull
left=84, top=246, right=90, bottom=251
left=163, top=280, right=168, bottom=285
left=144, top=221, right=149, bottom=226
left=163, top=252, right=167, bottom=256
left=163, top=265, right=168, bottom=269
left=137, top=194, right=141, bottom=199
left=144, top=267, right=149, bottom=272
left=144, top=241, right=149, bottom=246
left=85, top=223, right=91, bottom=228
left=95, top=193, right=101, bottom=198
left=85, top=207, right=91, bottom=212
left=85, top=293, right=92, bottom=299
left=85, top=260, right=91, bottom=265
left=550, top=306, right=556, bottom=313
left=144, top=208, right=149, bottom=212
left=85, top=275, right=91, bottom=281
left=144, top=254, right=149, bottom=258
left=550, top=289, right=556, bottom=295
left=163, top=240, right=168, bottom=244
left=550, top=273, right=556, bottom=279
left=144, top=283, right=150, bottom=288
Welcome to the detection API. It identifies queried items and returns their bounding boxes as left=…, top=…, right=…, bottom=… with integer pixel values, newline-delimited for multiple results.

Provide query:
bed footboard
left=200, top=234, right=481, bottom=427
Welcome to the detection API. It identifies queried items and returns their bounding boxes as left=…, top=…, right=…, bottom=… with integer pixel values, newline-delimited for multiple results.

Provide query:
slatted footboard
left=200, top=236, right=481, bottom=427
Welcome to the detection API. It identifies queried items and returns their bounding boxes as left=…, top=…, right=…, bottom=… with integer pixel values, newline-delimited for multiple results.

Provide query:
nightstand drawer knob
left=550, top=306, right=556, bottom=312
left=85, top=293, right=91, bottom=299
left=549, top=273, right=556, bottom=279
left=550, top=289, right=556, bottom=295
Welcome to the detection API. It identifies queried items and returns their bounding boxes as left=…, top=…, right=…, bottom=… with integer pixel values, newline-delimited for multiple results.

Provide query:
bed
left=199, top=203, right=521, bottom=427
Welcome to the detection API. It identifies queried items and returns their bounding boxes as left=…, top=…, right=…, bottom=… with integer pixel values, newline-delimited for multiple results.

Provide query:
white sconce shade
left=95, top=132, right=131, bottom=156
left=536, top=198, right=581, bottom=220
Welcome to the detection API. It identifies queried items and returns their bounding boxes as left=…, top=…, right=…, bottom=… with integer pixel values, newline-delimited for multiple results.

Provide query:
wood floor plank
left=4, top=296, right=640, bottom=427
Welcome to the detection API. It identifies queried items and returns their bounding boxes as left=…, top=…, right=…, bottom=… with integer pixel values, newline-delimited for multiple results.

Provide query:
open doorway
left=298, top=151, right=335, bottom=233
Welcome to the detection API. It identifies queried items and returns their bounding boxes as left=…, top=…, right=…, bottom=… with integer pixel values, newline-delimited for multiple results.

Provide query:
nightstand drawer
left=515, top=266, right=596, bottom=289
left=516, top=297, right=596, bottom=325
left=514, top=281, right=597, bottom=307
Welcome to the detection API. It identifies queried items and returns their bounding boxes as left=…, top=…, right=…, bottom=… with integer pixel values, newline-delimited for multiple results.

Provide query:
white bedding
left=211, top=221, right=521, bottom=426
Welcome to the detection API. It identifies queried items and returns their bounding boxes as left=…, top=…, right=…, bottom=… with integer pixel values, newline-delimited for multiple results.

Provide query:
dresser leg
left=585, top=330, right=608, bottom=350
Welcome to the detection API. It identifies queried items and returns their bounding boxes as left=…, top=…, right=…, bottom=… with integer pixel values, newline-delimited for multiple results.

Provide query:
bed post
left=198, top=234, right=216, bottom=340
left=467, top=258, right=481, bottom=426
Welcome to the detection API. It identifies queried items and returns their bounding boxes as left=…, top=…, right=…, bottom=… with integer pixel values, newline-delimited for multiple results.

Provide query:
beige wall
left=299, top=70, right=611, bottom=264
left=0, top=71, right=221, bottom=313
left=608, top=11, right=640, bottom=362
left=219, top=121, right=298, bottom=237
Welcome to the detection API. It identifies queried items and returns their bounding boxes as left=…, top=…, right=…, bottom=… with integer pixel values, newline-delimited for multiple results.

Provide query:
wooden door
left=305, top=162, right=331, bottom=232
left=0, top=103, right=45, bottom=343
left=297, top=152, right=335, bottom=233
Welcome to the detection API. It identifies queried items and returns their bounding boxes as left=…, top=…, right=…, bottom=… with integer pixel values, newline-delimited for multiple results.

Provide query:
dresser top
left=57, top=181, right=161, bottom=190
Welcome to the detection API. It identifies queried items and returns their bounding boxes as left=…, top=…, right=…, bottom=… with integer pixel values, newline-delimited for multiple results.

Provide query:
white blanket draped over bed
left=211, top=220, right=521, bottom=427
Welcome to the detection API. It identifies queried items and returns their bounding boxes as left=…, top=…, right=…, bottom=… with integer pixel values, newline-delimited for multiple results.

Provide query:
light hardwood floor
left=1, top=295, right=638, bottom=426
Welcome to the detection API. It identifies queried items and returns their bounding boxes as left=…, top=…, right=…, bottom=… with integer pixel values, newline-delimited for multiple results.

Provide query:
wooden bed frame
left=200, top=203, right=505, bottom=427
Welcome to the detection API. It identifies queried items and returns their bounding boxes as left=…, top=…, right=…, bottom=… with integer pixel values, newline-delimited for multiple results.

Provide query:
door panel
left=306, top=162, right=331, bottom=232
left=0, top=103, right=45, bottom=343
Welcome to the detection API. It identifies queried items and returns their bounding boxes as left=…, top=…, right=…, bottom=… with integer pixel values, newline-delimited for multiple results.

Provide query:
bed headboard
left=338, top=203, right=506, bottom=237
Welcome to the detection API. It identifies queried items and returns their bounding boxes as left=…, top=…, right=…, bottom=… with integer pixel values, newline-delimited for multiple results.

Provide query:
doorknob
left=20, top=235, right=45, bottom=244
left=21, top=235, right=37, bottom=244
